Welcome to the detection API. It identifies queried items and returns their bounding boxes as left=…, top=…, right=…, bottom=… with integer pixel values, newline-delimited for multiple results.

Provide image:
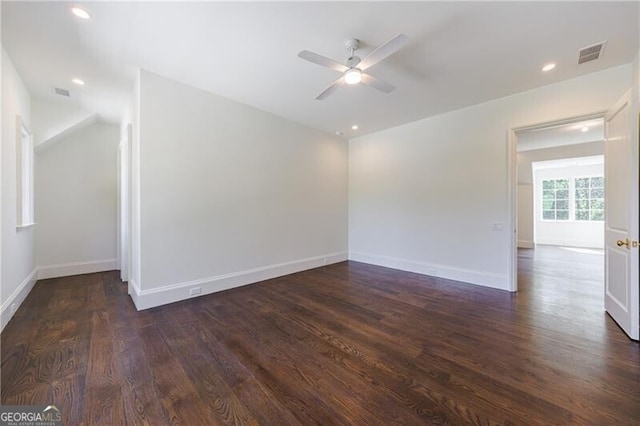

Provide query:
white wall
left=31, top=99, right=96, bottom=149
left=1, top=48, right=36, bottom=331
left=533, top=161, right=604, bottom=248
left=517, top=141, right=604, bottom=248
left=349, top=64, right=631, bottom=291
left=517, top=184, right=534, bottom=248
left=35, top=123, right=119, bottom=278
left=130, top=70, right=348, bottom=309
left=516, top=127, right=602, bottom=152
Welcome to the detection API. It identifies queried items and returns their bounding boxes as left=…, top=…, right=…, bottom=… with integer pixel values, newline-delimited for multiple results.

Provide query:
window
left=575, top=177, right=604, bottom=221
left=540, top=176, right=604, bottom=222
left=16, top=116, right=34, bottom=227
left=542, top=179, right=569, bottom=220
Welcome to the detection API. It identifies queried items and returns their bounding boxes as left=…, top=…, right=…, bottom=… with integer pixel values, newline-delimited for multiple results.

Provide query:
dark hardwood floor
left=2, top=247, right=639, bottom=425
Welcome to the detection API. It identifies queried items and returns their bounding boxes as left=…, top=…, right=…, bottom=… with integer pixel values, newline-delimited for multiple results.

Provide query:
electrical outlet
left=190, top=287, right=201, bottom=297
left=492, top=222, right=504, bottom=231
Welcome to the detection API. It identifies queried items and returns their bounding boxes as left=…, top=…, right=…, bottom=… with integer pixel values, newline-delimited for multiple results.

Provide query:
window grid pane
left=541, top=179, right=570, bottom=221
left=575, top=176, right=604, bottom=222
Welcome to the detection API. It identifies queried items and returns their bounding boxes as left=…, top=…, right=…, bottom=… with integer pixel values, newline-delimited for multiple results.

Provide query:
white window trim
left=16, top=115, right=35, bottom=229
left=533, top=155, right=604, bottom=225
left=540, top=175, right=604, bottom=223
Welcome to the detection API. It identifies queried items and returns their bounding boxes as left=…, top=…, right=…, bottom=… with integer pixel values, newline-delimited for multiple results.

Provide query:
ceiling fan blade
left=298, top=50, right=349, bottom=73
left=316, top=78, right=345, bottom=100
left=361, top=73, right=395, bottom=93
left=358, top=34, right=408, bottom=71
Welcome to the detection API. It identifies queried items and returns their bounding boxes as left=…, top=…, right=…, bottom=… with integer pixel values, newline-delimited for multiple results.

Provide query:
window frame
left=16, top=115, right=35, bottom=229
left=539, top=175, right=604, bottom=223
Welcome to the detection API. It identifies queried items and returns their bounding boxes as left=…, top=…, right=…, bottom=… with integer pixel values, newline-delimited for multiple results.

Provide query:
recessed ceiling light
left=351, top=125, right=358, bottom=130
left=72, top=78, right=85, bottom=86
left=581, top=126, right=589, bottom=132
left=335, top=131, right=344, bottom=136
left=71, top=7, right=91, bottom=20
left=542, top=63, right=556, bottom=72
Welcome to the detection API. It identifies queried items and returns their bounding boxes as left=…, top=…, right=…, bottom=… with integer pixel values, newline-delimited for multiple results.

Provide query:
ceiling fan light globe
left=344, top=69, right=362, bottom=85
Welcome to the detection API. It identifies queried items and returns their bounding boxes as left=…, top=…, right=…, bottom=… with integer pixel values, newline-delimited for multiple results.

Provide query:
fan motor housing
left=345, top=38, right=360, bottom=52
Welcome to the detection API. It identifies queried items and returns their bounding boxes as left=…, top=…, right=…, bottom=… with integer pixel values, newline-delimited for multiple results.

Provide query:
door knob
left=617, top=238, right=630, bottom=248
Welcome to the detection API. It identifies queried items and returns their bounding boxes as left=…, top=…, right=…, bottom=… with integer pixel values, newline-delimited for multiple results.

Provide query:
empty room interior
left=1, top=2, right=639, bottom=424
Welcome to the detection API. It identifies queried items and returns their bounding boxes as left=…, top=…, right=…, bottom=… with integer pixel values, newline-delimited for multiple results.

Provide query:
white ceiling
left=2, top=2, right=638, bottom=137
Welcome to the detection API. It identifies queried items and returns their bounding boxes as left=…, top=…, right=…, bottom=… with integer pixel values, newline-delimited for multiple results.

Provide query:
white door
left=604, top=91, right=639, bottom=340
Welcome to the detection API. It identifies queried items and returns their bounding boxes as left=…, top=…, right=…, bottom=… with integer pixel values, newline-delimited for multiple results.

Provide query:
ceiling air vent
left=53, top=87, right=70, bottom=97
left=578, top=41, right=606, bottom=64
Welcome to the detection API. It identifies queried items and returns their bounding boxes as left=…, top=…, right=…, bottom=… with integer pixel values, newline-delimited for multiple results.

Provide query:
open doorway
left=516, top=118, right=605, bottom=249
left=511, top=115, right=606, bottom=310
left=509, top=94, right=638, bottom=341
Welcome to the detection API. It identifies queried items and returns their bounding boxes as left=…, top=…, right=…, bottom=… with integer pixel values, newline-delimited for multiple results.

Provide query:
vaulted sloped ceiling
left=2, top=2, right=638, bottom=136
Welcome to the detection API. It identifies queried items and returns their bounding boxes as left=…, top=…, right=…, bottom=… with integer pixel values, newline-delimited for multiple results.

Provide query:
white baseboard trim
left=129, top=251, right=348, bottom=310
left=129, top=278, right=142, bottom=308
left=348, top=251, right=509, bottom=291
left=518, top=240, right=535, bottom=249
left=1, top=268, right=38, bottom=332
left=37, top=259, right=118, bottom=280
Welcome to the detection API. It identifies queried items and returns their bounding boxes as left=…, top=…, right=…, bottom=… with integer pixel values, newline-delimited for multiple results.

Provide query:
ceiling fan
left=298, top=34, right=408, bottom=100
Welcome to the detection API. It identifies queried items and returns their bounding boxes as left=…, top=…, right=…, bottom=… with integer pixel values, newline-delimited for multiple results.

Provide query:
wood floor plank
left=47, top=375, right=85, bottom=425
left=83, top=310, right=124, bottom=425
left=138, top=325, right=212, bottom=425
left=113, top=335, right=168, bottom=425
left=159, top=315, right=260, bottom=425
left=2, top=246, right=639, bottom=424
